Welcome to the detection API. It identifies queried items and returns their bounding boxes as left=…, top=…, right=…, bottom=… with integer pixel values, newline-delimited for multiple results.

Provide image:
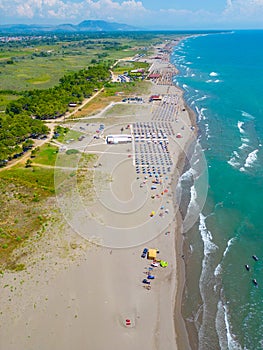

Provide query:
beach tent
left=160, top=260, right=168, bottom=268
left=176, top=133, right=182, bottom=138
left=150, top=211, right=155, bottom=217
left=147, top=249, right=157, bottom=260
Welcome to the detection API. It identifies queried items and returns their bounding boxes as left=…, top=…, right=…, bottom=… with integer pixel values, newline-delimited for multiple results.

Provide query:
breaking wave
left=244, top=149, right=258, bottom=168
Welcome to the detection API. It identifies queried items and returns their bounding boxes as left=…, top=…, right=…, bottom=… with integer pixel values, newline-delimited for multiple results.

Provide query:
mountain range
left=0, top=20, right=139, bottom=34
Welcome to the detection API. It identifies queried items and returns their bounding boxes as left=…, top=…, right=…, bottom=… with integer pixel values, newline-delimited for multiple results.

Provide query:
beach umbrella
left=160, top=260, right=168, bottom=268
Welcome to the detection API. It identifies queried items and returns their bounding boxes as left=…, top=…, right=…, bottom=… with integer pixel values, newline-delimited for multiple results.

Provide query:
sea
left=172, top=30, right=263, bottom=350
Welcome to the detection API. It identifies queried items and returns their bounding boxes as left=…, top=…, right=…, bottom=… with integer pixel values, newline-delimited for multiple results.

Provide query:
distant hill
left=0, top=20, right=139, bottom=34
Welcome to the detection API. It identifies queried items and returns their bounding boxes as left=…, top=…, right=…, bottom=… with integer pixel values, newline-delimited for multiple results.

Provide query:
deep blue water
left=172, top=31, right=263, bottom=350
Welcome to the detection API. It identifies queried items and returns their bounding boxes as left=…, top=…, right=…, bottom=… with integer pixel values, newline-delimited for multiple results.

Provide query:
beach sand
left=0, top=40, right=195, bottom=350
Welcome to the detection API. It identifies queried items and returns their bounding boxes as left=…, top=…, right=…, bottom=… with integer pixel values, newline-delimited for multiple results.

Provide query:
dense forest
left=0, top=114, right=48, bottom=165
left=0, top=63, right=111, bottom=164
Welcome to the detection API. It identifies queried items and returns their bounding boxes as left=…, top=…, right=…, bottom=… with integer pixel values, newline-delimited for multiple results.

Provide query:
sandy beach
left=0, top=39, right=195, bottom=350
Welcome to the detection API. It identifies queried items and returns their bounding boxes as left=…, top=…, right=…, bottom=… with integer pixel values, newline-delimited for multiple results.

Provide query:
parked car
left=141, top=248, right=148, bottom=258
left=147, top=275, right=155, bottom=280
left=142, top=279, right=150, bottom=285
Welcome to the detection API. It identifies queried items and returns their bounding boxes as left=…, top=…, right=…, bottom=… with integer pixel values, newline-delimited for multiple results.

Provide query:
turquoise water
left=172, top=31, right=263, bottom=349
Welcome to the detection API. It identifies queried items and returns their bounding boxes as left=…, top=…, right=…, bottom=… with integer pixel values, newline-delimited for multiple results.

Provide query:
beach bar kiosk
left=147, top=249, right=157, bottom=260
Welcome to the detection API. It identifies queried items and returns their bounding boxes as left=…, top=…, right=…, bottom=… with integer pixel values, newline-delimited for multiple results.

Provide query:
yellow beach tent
left=147, top=249, right=157, bottom=260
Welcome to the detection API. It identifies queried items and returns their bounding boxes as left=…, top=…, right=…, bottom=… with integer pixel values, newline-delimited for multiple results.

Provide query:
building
left=106, top=134, right=132, bottom=144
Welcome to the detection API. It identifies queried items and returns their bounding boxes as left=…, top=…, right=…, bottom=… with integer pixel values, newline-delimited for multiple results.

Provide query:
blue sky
left=0, top=0, right=263, bottom=29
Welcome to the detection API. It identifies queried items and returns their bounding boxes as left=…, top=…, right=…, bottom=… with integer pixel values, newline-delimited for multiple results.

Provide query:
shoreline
left=169, top=38, right=201, bottom=350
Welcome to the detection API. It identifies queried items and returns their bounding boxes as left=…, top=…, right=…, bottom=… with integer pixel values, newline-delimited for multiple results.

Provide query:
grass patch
left=27, top=73, right=51, bottom=84
left=0, top=165, right=55, bottom=269
left=0, top=165, right=55, bottom=195
left=113, top=61, right=149, bottom=75
left=103, top=103, right=150, bottom=118
left=32, top=143, right=59, bottom=166
left=56, top=129, right=83, bottom=143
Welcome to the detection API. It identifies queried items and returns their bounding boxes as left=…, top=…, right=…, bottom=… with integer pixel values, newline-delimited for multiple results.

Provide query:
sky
left=0, top=0, right=263, bottom=29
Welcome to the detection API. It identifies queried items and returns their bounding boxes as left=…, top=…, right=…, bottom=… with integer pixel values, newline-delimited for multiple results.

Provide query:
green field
left=113, top=61, right=149, bottom=75
left=0, top=164, right=55, bottom=269
left=32, top=143, right=59, bottom=166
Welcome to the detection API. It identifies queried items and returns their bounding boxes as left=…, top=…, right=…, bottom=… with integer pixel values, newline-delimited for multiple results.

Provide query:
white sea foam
left=227, top=156, right=240, bottom=169
left=224, top=303, right=243, bottom=350
left=214, top=237, right=236, bottom=277
left=216, top=300, right=229, bottom=349
left=188, top=185, right=198, bottom=211
left=204, top=123, right=211, bottom=139
left=191, top=73, right=196, bottom=77
left=196, top=95, right=208, bottom=102
left=195, top=106, right=207, bottom=121
left=241, top=110, right=254, bottom=119
left=183, top=185, right=201, bottom=233
left=233, top=151, right=240, bottom=159
left=237, top=121, right=245, bottom=134
left=206, top=79, right=213, bottom=83
left=223, top=237, right=236, bottom=257
left=214, top=264, right=222, bottom=277
left=214, top=79, right=222, bottom=83
left=216, top=300, right=242, bottom=350
left=244, top=149, right=258, bottom=168
left=198, top=214, right=219, bottom=348
left=199, top=213, right=218, bottom=256
left=177, top=166, right=196, bottom=200
left=238, top=143, right=249, bottom=150
left=209, top=71, right=219, bottom=77
left=180, top=166, right=197, bottom=181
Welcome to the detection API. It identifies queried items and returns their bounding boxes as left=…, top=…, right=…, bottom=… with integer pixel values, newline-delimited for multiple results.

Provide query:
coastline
left=168, top=38, right=199, bottom=350
left=0, top=37, right=197, bottom=350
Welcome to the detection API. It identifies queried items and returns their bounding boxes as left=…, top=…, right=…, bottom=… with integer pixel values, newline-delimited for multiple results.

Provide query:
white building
left=106, top=134, right=132, bottom=144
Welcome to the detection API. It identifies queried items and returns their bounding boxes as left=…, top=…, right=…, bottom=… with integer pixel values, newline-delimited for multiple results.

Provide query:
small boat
left=252, top=255, right=259, bottom=261
left=245, top=264, right=250, bottom=271
left=252, top=279, right=258, bottom=287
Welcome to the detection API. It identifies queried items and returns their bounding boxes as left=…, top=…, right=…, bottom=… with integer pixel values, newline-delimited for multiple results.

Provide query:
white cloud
left=0, top=0, right=263, bottom=27
left=224, top=0, right=263, bottom=13
left=222, top=0, right=263, bottom=26
left=0, top=0, right=147, bottom=23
